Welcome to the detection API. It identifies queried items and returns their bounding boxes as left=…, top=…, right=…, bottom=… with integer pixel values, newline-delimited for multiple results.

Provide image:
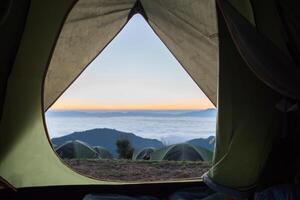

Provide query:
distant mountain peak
left=51, top=128, right=215, bottom=155
left=51, top=128, right=164, bottom=156
left=46, top=109, right=217, bottom=118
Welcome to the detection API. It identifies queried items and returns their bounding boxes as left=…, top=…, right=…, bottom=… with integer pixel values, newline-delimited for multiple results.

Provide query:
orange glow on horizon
left=50, top=99, right=215, bottom=111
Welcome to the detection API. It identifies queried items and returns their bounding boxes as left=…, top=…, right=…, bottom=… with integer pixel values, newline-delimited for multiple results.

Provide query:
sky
left=50, top=14, right=214, bottom=111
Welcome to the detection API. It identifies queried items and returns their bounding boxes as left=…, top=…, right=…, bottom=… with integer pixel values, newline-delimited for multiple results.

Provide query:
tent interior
left=1, top=0, right=300, bottom=199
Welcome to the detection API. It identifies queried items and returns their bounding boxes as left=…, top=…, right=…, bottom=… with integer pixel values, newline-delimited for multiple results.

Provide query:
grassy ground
left=64, top=159, right=211, bottom=182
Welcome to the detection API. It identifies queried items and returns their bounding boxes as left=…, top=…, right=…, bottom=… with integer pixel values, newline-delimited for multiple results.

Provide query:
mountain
left=51, top=128, right=164, bottom=156
left=46, top=109, right=217, bottom=118
left=178, top=109, right=217, bottom=117
left=187, top=136, right=215, bottom=151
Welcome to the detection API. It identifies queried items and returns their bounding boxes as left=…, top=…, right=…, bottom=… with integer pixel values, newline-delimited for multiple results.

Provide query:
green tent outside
left=93, top=146, right=113, bottom=159
left=150, top=144, right=212, bottom=162
left=56, top=140, right=99, bottom=159
left=132, top=147, right=155, bottom=160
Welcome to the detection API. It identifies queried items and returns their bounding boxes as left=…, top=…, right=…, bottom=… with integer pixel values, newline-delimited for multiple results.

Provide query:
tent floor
left=0, top=180, right=207, bottom=200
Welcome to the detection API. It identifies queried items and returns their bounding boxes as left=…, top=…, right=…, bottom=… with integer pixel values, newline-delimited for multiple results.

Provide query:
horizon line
left=49, top=103, right=215, bottom=111
left=48, top=107, right=216, bottom=112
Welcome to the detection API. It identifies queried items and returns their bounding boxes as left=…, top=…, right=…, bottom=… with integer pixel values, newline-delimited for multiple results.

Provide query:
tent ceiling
left=141, top=0, right=218, bottom=105
left=44, top=0, right=218, bottom=110
left=44, top=0, right=136, bottom=109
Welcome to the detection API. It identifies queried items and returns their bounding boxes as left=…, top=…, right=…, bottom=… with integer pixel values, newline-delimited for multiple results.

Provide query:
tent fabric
left=218, top=0, right=300, bottom=100
left=150, top=144, right=212, bottom=161
left=276, top=0, right=300, bottom=65
left=0, top=0, right=105, bottom=188
left=83, top=187, right=217, bottom=200
left=203, top=0, right=298, bottom=196
left=2, top=0, right=300, bottom=196
left=44, top=0, right=136, bottom=110
left=0, top=0, right=30, bottom=121
left=56, top=140, right=99, bottom=159
left=140, top=0, right=218, bottom=105
left=255, top=184, right=298, bottom=200
left=0, top=0, right=219, bottom=189
left=84, top=194, right=158, bottom=200
left=132, top=147, right=155, bottom=160
left=44, top=0, right=219, bottom=110
left=227, top=0, right=254, bottom=25
left=93, top=146, right=113, bottom=159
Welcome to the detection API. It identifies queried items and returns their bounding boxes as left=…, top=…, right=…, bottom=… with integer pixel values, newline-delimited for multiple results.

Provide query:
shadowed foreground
left=64, top=159, right=211, bottom=182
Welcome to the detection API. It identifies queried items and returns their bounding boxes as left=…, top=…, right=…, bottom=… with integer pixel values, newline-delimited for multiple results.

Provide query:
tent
left=132, top=147, right=155, bottom=160
left=93, top=146, right=113, bottom=159
left=56, top=140, right=99, bottom=159
left=150, top=144, right=212, bottom=162
left=1, top=0, right=300, bottom=199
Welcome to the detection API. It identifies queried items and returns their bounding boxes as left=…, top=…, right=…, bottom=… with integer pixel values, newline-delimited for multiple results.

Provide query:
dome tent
left=0, top=0, right=300, bottom=199
left=150, top=143, right=212, bottom=162
left=56, top=140, right=99, bottom=159
left=52, top=144, right=58, bottom=149
left=132, top=147, right=155, bottom=160
left=93, top=146, right=113, bottom=159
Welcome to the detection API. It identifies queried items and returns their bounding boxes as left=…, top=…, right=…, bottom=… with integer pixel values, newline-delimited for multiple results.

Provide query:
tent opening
left=3, top=0, right=300, bottom=198
left=45, top=14, right=216, bottom=182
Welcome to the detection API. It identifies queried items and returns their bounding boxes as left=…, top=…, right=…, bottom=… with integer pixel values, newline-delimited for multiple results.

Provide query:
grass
left=64, top=159, right=211, bottom=182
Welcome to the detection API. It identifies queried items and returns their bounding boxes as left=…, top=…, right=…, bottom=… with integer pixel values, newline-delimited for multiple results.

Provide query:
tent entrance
left=45, top=11, right=216, bottom=182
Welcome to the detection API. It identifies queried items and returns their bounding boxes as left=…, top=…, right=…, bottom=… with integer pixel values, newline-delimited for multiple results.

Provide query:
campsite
left=52, top=129, right=214, bottom=181
left=1, top=0, right=300, bottom=199
left=64, top=159, right=211, bottom=182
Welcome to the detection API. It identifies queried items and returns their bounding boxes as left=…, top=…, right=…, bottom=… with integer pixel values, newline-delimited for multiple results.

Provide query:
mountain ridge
left=51, top=128, right=215, bottom=155
left=51, top=128, right=164, bottom=156
left=47, top=108, right=217, bottom=118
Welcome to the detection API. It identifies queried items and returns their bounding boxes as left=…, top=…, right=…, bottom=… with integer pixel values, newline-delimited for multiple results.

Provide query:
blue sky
left=51, top=14, right=214, bottom=110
